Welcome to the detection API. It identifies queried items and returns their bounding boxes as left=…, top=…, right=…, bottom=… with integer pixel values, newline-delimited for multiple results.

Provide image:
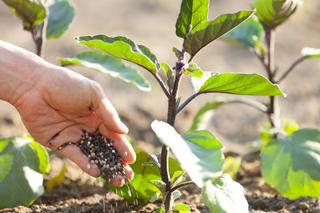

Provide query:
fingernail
left=119, top=121, right=129, bottom=133
left=87, top=163, right=100, bottom=176
left=128, top=171, right=134, bottom=181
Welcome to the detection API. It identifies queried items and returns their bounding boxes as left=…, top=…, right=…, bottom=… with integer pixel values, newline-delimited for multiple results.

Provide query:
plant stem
left=154, top=73, right=171, bottom=98
left=177, top=94, right=268, bottom=115
left=265, top=29, right=280, bottom=133
left=170, top=181, right=195, bottom=193
left=162, top=59, right=185, bottom=213
left=31, top=24, right=45, bottom=56
left=176, top=93, right=200, bottom=114
left=276, top=56, right=307, bottom=83
left=224, top=98, right=268, bottom=113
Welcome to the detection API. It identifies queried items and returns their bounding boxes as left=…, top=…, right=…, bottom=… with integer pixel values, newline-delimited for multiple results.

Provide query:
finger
left=111, top=175, right=125, bottom=187
left=110, top=165, right=134, bottom=187
left=95, top=98, right=128, bottom=134
left=124, top=164, right=134, bottom=181
left=59, top=145, right=101, bottom=177
left=99, top=124, right=136, bottom=164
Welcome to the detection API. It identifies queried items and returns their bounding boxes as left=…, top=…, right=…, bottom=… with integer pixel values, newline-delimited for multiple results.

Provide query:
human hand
left=12, top=63, right=135, bottom=187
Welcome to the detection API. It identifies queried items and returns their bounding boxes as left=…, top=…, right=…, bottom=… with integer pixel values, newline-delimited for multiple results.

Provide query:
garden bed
left=1, top=152, right=319, bottom=213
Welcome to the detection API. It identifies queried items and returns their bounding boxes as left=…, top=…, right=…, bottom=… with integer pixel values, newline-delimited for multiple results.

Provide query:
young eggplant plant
left=60, top=0, right=285, bottom=212
left=2, top=0, right=75, bottom=56
left=206, top=0, right=320, bottom=199
left=0, top=0, right=75, bottom=209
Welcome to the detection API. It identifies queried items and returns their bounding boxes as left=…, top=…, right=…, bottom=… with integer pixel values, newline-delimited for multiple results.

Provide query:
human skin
left=0, top=40, right=135, bottom=187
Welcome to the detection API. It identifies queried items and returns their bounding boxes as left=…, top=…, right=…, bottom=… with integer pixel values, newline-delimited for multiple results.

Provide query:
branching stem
left=162, top=56, right=186, bottom=212
left=224, top=98, right=268, bottom=113
left=276, top=56, right=308, bottom=83
left=265, top=29, right=280, bottom=133
left=170, top=181, right=195, bottom=193
left=177, top=94, right=268, bottom=115
left=154, top=73, right=171, bottom=98
left=176, top=93, right=200, bottom=114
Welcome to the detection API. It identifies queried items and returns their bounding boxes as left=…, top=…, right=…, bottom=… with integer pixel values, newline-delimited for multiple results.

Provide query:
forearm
left=0, top=40, right=46, bottom=105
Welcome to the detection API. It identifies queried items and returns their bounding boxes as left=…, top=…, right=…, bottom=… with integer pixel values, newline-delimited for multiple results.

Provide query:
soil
left=1, top=152, right=319, bottom=213
left=1, top=0, right=320, bottom=212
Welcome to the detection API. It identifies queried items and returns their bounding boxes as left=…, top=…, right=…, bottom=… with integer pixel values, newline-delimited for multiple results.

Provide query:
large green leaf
left=2, top=0, right=47, bottom=31
left=108, top=147, right=182, bottom=202
left=253, top=0, right=301, bottom=29
left=191, top=97, right=226, bottom=130
left=202, top=174, right=248, bottom=213
left=260, top=119, right=299, bottom=148
left=175, top=0, right=209, bottom=38
left=0, top=136, right=50, bottom=208
left=76, top=35, right=160, bottom=73
left=301, top=47, right=320, bottom=58
left=174, top=203, right=191, bottom=213
left=183, top=11, right=254, bottom=57
left=59, top=51, right=151, bottom=91
left=261, top=128, right=320, bottom=199
left=197, top=72, right=285, bottom=96
left=151, top=121, right=224, bottom=187
left=223, top=16, right=265, bottom=51
left=46, top=0, right=74, bottom=39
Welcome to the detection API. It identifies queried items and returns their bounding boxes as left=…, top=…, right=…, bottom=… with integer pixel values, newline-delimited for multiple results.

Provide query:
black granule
left=59, top=130, right=127, bottom=183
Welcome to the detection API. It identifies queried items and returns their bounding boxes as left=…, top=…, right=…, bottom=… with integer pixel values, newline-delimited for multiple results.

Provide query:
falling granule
left=76, top=130, right=127, bottom=182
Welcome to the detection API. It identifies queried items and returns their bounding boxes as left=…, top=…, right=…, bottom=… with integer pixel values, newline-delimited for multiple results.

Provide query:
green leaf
left=59, top=51, right=150, bottom=91
left=301, top=47, right=320, bottom=58
left=76, top=35, right=160, bottom=73
left=108, top=147, right=161, bottom=202
left=223, top=16, right=265, bottom=51
left=260, top=119, right=299, bottom=147
left=283, top=119, right=300, bottom=135
left=183, top=130, right=222, bottom=150
left=108, top=147, right=182, bottom=202
left=198, top=73, right=285, bottom=96
left=183, top=11, right=254, bottom=57
left=46, top=0, right=75, bottom=39
left=153, top=208, right=165, bottom=213
left=149, top=180, right=166, bottom=196
left=172, top=47, right=183, bottom=59
left=2, top=0, right=47, bottom=31
left=175, top=0, right=209, bottom=38
left=185, top=63, right=205, bottom=78
left=223, top=156, right=241, bottom=179
left=45, top=163, right=67, bottom=190
left=191, top=97, right=226, bottom=130
left=202, top=174, right=248, bottom=213
left=160, top=63, right=173, bottom=86
left=0, top=136, right=49, bottom=208
left=172, top=190, right=182, bottom=201
left=174, top=203, right=190, bottom=213
left=27, top=138, right=50, bottom=174
left=261, top=128, right=320, bottom=199
left=151, top=121, right=224, bottom=187
left=253, top=0, right=301, bottom=29
left=171, top=171, right=185, bottom=185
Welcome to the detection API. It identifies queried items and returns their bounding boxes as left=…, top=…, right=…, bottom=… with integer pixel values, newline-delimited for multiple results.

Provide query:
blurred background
left=1, top=0, right=320, bottom=153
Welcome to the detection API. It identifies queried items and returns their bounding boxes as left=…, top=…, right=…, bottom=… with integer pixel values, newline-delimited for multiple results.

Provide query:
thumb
left=90, top=81, right=128, bottom=134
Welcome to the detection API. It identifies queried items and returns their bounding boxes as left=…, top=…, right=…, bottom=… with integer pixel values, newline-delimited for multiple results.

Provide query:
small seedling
left=60, top=0, right=285, bottom=212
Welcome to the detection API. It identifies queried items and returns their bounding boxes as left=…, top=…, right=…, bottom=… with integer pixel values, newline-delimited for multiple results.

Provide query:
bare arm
left=0, top=40, right=135, bottom=186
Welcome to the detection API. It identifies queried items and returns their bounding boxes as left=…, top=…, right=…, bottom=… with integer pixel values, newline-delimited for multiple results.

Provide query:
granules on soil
left=58, top=130, right=127, bottom=183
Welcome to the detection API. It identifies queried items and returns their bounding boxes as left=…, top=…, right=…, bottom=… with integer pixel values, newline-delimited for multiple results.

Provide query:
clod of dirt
left=76, top=130, right=126, bottom=183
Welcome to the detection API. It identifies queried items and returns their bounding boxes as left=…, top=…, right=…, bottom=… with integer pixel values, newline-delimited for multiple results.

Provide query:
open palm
left=14, top=66, right=135, bottom=187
